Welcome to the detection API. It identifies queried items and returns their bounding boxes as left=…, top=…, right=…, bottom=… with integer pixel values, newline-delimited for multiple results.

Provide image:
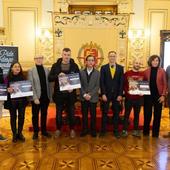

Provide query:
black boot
left=32, top=132, right=38, bottom=140
left=17, top=133, right=25, bottom=142
left=80, top=129, right=88, bottom=137
left=12, top=134, right=17, bottom=143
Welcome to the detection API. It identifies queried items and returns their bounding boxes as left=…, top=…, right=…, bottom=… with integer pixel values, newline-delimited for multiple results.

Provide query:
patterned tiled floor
left=0, top=106, right=170, bottom=170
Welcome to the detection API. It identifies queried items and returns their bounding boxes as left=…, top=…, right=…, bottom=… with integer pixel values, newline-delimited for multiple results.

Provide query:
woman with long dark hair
left=143, top=55, right=167, bottom=137
left=5, top=62, right=28, bottom=142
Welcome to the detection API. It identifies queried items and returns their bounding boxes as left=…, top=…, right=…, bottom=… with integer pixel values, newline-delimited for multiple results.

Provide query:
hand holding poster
left=0, top=84, right=7, bottom=101
left=10, top=80, right=33, bottom=98
left=58, top=73, right=81, bottom=91
left=129, top=80, right=150, bottom=95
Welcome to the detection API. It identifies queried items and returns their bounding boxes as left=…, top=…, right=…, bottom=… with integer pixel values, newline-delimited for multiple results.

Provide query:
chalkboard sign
left=0, top=46, right=18, bottom=76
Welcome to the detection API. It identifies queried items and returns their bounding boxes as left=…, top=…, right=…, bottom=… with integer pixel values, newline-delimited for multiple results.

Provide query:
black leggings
left=9, top=100, right=26, bottom=135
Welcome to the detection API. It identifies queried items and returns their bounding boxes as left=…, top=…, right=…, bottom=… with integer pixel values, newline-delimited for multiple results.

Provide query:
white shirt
left=87, top=68, right=93, bottom=75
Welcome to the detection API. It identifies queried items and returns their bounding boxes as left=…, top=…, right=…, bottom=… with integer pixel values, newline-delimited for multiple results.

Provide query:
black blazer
left=100, top=63, right=124, bottom=99
left=48, top=58, right=79, bottom=102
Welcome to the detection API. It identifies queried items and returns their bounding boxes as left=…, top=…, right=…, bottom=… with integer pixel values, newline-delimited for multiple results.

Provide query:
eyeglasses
left=109, top=55, right=116, bottom=58
left=34, top=57, right=43, bottom=59
left=87, top=59, right=95, bottom=62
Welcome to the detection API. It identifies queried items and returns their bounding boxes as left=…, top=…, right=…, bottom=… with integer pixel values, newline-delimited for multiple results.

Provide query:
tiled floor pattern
left=0, top=106, right=170, bottom=170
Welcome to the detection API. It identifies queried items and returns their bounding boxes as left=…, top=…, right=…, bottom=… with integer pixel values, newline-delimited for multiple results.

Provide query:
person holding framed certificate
left=5, top=62, right=28, bottom=142
left=121, top=59, right=144, bottom=138
left=49, top=48, right=79, bottom=138
left=143, top=55, right=167, bottom=138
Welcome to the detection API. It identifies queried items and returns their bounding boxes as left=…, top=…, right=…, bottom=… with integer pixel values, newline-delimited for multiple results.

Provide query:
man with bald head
left=28, top=55, right=52, bottom=140
left=121, top=58, right=144, bottom=137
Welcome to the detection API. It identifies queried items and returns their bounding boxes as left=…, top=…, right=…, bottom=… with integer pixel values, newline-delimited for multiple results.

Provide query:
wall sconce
left=128, top=29, right=150, bottom=50
left=128, top=29, right=150, bottom=69
left=128, top=29, right=150, bottom=40
left=35, top=28, right=53, bottom=65
left=0, top=27, right=6, bottom=45
left=36, top=28, right=52, bottom=43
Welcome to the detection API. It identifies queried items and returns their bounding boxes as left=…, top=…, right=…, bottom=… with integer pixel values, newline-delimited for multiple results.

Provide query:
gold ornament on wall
left=36, top=28, right=53, bottom=66
left=128, top=29, right=149, bottom=70
left=0, top=27, right=6, bottom=45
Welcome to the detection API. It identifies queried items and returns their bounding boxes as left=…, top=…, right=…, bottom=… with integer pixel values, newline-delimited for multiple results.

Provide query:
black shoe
left=99, top=131, right=106, bottom=137
left=32, top=133, right=38, bottom=140
left=80, top=130, right=88, bottom=137
left=17, top=134, right=25, bottom=142
left=42, top=132, right=51, bottom=138
left=152, top=134, right=159, bottom=138
left=143, top=132, right=149, bottom=136
left=12, top=135, right=17, bottom=143
left=113, top=131, right=120, bottom=139
left=91, top=132, right=97, bottom=137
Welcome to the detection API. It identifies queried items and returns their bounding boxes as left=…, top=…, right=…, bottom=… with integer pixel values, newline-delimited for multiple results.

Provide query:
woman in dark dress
left=143, top=55, right=167, bottom=137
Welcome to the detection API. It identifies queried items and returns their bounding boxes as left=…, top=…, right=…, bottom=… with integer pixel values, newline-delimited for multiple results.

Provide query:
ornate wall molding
left=53, top=13, right=129, bottom=67
left=53, top=14, right=129, bottom=28
left=37, top=28, right=54, bottom=66
left=127, top=29, right=146, bottom=70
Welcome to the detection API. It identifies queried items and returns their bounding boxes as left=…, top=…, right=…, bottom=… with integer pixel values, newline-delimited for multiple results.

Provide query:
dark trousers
left=81, top=101, right=97, bottom=133
left=56, top=94, right=75, bottom=130
left=123, top=98, right=142, bottom=130
left=143, top=95, right=162, bottom=137
left=101, top=97, right=121, bottom=132
left=9, top=100, right=26, bottom=135
left=32, top=98, right=49, bottom=133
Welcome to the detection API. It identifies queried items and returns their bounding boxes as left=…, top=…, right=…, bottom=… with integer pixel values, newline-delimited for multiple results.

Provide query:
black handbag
left=4, top=94, right=11, bottom=110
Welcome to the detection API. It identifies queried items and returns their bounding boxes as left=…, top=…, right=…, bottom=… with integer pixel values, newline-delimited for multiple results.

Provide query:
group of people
left=0, top=47, right=169, bottom=143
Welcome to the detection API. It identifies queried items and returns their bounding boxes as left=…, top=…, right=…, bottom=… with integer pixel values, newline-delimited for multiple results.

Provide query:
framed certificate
left=10, top=80, right=33, bottom=98
left=129, top=80, right=150, bottom=95
left=0, top=84, right=7, bottom=101
left=58, top=73, right=81, bottom=91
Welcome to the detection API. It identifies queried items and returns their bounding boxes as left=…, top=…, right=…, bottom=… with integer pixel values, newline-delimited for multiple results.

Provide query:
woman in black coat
left=5, top=62, right=28, bottom=142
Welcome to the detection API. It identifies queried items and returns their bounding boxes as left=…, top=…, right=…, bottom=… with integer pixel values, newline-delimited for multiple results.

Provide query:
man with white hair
left=28, top=55, right=52, bottom=140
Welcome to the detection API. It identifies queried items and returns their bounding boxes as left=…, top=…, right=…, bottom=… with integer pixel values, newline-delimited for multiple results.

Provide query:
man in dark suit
left=80, top=55, right=100, bottom=137
left=100, top=51, right=124, bottom=138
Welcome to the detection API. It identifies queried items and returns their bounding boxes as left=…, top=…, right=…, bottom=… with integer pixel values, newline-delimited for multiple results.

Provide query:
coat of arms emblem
left=77, top=42, right=104, bottom=69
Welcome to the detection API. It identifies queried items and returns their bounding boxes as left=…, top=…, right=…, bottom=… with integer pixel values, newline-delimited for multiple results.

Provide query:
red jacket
left=144, top=67, right=167, bottom=96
